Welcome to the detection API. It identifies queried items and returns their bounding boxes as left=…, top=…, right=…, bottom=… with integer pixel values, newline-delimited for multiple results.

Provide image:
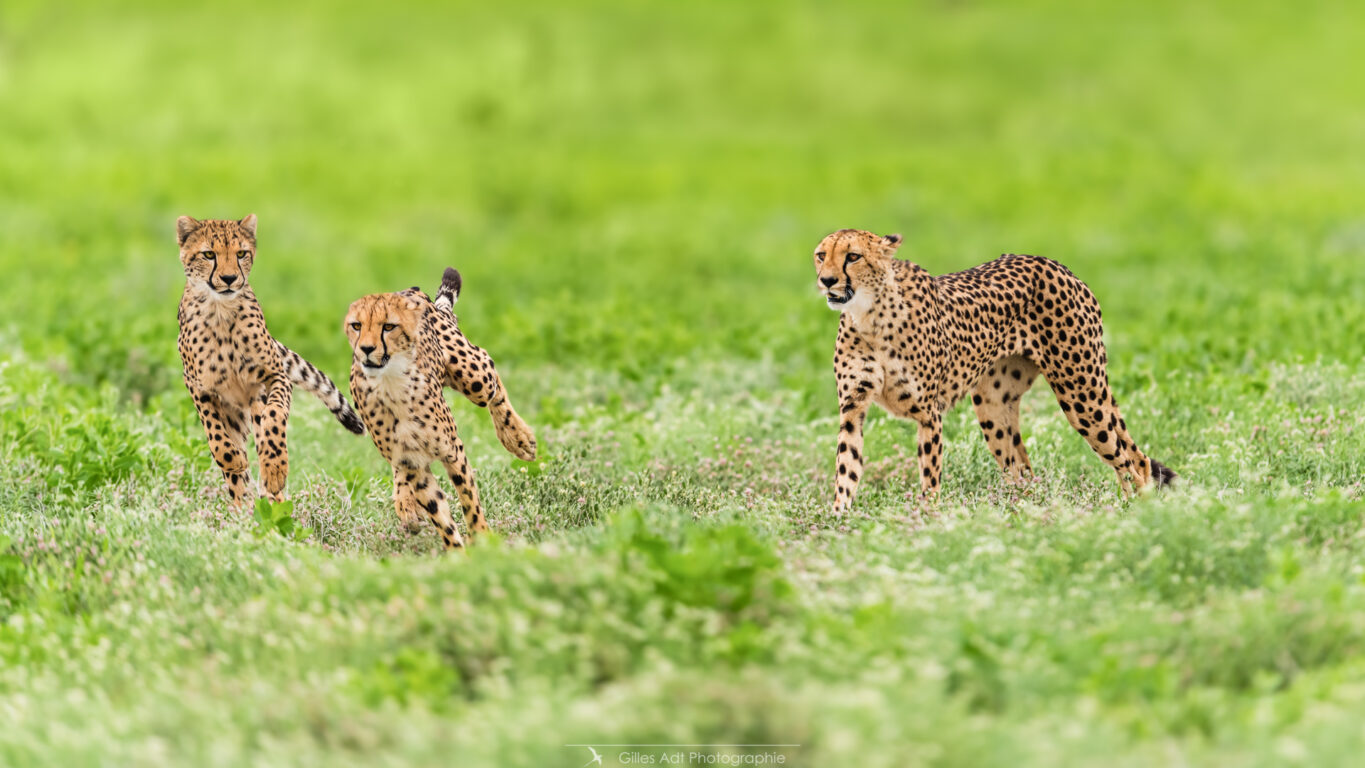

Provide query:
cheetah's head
left=345, top=293, right=425, bottom=376
left=813, top=229, right=901, bottom=312
left=177, top=215, right=257, bottom=299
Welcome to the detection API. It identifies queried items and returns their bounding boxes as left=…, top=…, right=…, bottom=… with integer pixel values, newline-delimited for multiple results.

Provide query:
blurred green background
left=3, top=1, right=1365, bottom=766
left=4, top=0, right=1362, bottom=397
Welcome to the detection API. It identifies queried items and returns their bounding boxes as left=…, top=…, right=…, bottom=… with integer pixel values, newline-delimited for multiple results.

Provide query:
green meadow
left=2, top=0, right=1364, bottom=764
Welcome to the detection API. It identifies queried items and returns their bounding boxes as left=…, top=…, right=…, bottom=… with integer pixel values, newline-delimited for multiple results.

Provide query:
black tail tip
left=337, top=407, right=366, bottom=435
left=441, top=267, right=462, bottom=296
left=1149, top=459, right=1178, bottom=487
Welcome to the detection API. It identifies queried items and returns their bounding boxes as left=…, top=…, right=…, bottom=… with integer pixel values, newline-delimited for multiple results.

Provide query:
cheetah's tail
left=275, top=341, right=366, bottom=435
left=1148, top=458, right=1178, bottom=488
left=434, top=267, right=461, bottom=314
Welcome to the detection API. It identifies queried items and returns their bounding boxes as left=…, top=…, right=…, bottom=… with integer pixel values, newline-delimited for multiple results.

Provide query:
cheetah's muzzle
left=826, top=288, right=854, bottom=308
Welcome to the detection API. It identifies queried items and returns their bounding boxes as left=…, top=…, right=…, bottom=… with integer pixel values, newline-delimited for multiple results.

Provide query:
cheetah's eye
left=382, top=323, right=396, bottom=332
left=846, top=253, right=862, bottom=263
left=199, top=251, right=215, bottom=260
left=349, top=322, right=361, bottom=331
left=237, top=250, right=250, bottom=259
left=815, top=252, right=825, bottom=262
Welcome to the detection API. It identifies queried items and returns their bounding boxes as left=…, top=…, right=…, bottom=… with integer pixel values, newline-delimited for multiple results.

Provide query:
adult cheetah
left=177, top=215, right=365, bottom=507
left=814, top=228, right=1176, bottom=512
left=345, top=268, right=536, bottom=551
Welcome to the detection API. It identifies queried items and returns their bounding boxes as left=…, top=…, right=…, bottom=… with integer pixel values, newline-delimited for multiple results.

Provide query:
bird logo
left=581, top=746, right=603, bottom=767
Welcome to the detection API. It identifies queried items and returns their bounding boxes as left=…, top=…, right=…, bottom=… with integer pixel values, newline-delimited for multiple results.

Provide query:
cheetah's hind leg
left=1041, top=344, right=1169, bottom=496
left=972, top=355, right=1039, bottom=484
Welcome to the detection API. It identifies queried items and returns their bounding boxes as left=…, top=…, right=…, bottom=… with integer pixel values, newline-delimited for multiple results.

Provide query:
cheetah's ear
left=176, top=216, right=201, bottom=246
left=880, top=233, right=903, bottom=254
left=238, top=214, right=258, bottom=239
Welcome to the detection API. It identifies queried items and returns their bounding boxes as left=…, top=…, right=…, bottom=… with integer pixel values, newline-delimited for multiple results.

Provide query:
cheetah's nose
left=820, top=276, right=838, bottom=287
left=220, top=274, right=238, bottom=286
left=360, top=345, right=376, bottom=355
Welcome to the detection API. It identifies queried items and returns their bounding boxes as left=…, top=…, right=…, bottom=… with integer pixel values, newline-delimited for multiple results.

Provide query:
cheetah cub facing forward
left=177, top=215, right=365, bottom=507
left=346, top=268, right=536, bottom=551
left=814, top=229, right=1176, bottom=512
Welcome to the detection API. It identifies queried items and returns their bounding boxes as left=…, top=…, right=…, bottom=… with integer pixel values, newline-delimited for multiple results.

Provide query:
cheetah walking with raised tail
left=176, top=215, right=365, bottom=507
left=345, top=268, right=536, bottom=551
left=813, top=228, right=1177, bottom=513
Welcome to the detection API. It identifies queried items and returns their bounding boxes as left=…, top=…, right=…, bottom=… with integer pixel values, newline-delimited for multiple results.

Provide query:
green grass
left=2, top=0, right=1365, bottom=765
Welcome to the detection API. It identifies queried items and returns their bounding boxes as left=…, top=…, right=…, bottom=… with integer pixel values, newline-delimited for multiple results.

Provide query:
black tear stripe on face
left=370, top=304, right=388, bottom=363
left=838, top=232, right=853, bottom=289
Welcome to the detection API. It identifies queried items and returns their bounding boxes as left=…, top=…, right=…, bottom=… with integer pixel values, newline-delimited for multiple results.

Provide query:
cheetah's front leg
left=391, top=466, right=424, bottom=531
left=440, top=434, right=487, bottom=536
left=191, top=393, right=252, bottom=508
left=251, top=375, right=292, bottom=502
left=832, top=401, right=870, bottom=515
left=397, top=461, right=466, bottom=551
left=831, top=353, right=882, bottom=515
left=916, top=411, right=944, bottom=501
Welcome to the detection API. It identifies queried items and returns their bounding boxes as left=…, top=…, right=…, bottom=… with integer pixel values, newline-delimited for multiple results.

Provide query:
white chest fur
left=838, top=290, right=877, bottom=327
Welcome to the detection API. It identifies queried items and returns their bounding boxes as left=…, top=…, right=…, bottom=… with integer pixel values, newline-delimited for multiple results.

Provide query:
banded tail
left=434, top=267, right=461, bottom=313
left=274, top=341, right=366, bottom=434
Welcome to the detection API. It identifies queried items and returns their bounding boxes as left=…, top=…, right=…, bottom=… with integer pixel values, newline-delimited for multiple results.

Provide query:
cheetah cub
left=814, top=228, right=1176, bottom=512
left=177, top=215, right=365, bottom=507
left=345, top=268, right=536, bottom=551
